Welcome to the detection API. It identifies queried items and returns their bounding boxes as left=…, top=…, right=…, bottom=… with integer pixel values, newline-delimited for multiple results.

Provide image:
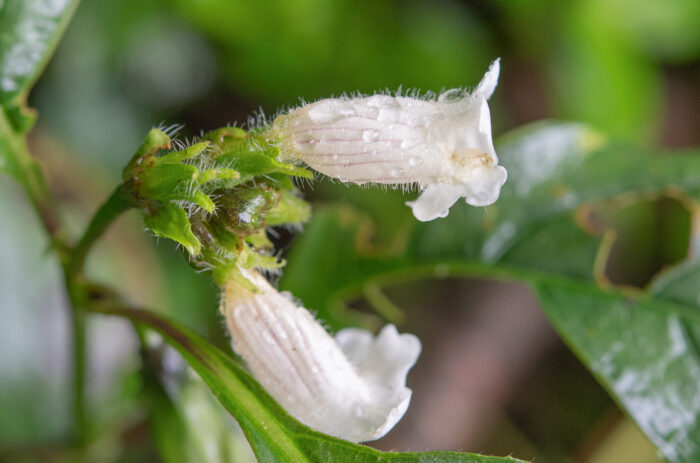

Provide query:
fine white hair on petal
left=221, top=269, right=421, bottom=442
left=272, top=58, right=506, bottom=222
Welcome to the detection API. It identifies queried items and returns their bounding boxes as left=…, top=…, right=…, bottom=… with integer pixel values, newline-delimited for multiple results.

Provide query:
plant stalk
left=67, top=186, right=132, bottom=278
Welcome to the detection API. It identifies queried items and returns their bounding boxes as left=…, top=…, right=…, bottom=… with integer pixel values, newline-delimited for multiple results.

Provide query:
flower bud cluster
left=123, top=126, right=312, bottom=283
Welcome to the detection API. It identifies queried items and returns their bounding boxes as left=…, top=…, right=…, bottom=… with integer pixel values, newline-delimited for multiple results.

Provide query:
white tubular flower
left=273, top=59, right=506, bottom=221
left=221, top=269, right=421, bottom=442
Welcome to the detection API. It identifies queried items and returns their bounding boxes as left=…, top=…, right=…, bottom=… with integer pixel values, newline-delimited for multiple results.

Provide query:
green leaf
left=281, top=122, right=700, bottom=462
left=142, top=354, right=191, bottom=463
left=0, top=106, right=52, bottom=210
left=214, top=148, right=313, bottom=182
left=142, top=342, right=252, bottom=463
left=93, top=306, right=526, bottom=463
left=0, top=0, right=78, bottom=206
left=0, top=0, right=80, bottom=132
left=266, top=190, right=311, bottom=226
left=144, top=203, right=202, bottom=256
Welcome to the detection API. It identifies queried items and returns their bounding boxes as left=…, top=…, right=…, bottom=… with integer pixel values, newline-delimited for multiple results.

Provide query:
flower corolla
left=221, top=269, right=421, bottom=442
left=273, top=59, right=506, bottom=221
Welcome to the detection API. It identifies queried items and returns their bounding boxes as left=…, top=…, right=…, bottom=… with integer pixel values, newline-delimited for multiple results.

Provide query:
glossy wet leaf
left=281, top=122, right=700, bottom=462
left=93, top=306, right=525, bottom=463
left=0, top=0, right=79, bottom=199
left=0, top=0, right=80, bottom=131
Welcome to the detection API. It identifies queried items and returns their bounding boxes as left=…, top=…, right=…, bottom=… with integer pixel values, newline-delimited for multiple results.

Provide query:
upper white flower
left=273, top=59, right=506, bottom=221
left=221, top=269, right=421, bottom=442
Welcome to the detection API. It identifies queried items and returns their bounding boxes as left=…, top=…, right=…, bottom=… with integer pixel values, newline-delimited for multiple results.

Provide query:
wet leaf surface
left=281, top=122, right=700, bottom=462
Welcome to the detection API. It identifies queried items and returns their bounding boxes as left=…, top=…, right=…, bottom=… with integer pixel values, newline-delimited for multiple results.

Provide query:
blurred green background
left=1, top=0, right=698, bottom=461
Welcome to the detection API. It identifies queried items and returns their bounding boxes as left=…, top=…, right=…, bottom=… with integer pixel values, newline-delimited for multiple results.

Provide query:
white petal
left=406, top=184, right=463, bottom=222
left=222, top=269, right=421, bottom=442
left=473, top=58, right=500, bottom=101
left=462, top=165, right=508, bottom=207
left=274, top=58, right=506, bottom=221
left=336, top=324, right=420, bottom=394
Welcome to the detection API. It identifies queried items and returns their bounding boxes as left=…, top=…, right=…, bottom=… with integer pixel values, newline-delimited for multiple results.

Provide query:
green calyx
left=123, top=126, right=311, bottom=283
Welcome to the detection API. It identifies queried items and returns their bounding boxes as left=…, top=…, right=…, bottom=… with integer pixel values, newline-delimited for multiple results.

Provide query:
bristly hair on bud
left=122, top=126, right=312, bottom=284
left=269, top=58, right=506, bottom=221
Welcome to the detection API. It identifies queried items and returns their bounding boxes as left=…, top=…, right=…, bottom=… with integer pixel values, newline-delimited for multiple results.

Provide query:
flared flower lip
left=222, top=268, right=421, bottom=442
left=272, top=58, right=506, bottom=221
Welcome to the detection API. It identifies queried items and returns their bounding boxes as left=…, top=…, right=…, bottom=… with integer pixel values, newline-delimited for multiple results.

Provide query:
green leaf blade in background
left=93, top=306, right=526, bottom=463
left=0, top=0, right=79, bottom=207
left=0, top=0, right=80, bottom=114
left=534, top=281, right=700, bottom=462
left=280, top=122, right=700, bottom=462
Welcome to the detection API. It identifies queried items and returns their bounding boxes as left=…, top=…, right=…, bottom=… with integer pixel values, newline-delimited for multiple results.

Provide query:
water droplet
left=408, top=156, right=422, bottom=166
left=337, top=107, right=356, bottom=116
left=363, top=106, right=380, bottom=119
left=365, top=94, right=398, bottom=108
left=362, top=129, right=379, bottom=142
left=309, top=139, right=316, bottom=144
left=401, top=139, right=419, bottom=149
left=353, top=406, right=365, bottom=418
left=438, top=88, right=464, bottom=102
left=307, top=100, right=354, bottom=123
left=390, top=168, right=405, bottom=178
left=377, top=107, right=399, bottom=122
left=238, top=212, right=252, bottom=223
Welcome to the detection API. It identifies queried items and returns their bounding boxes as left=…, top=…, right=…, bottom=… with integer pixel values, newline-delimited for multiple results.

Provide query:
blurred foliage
left=90, top=305, right=525, bottom=463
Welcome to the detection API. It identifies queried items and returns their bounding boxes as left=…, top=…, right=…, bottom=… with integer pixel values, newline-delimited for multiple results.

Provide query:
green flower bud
left=124, top=126, right=312, bottom=282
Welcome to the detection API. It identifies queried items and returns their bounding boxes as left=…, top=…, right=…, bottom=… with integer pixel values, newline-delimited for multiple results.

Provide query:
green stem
left=62, top=186, right=132, bottom=448
left=0, top=109, right=63, bottom=241
left=67, top=186, right=132, bottom=277
left=69, top=288, right=88, bottom=447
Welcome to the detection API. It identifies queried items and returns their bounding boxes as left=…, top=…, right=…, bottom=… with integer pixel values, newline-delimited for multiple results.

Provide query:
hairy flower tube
left=272, top=59, right=506, bottom=221
left=221, top=268, right=421, bottom=442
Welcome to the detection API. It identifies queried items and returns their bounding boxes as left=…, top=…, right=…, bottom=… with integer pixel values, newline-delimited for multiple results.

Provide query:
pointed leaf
left=144, top=203, right=201, bottom=256
left=281, top=122, right=700, bottom=462
left=0, top=0, right=80, bottom=132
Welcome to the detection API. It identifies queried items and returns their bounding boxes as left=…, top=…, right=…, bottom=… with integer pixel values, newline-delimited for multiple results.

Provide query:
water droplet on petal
left=401, top=139, right=419, bottom=149
left=308, top=100, right=354, bottom=123
left=438, top=88, right=464, bottom=102
left=365, top=95, right=398, bottom=108
left=377, top=107, right=399, bottom=122
left=362, top=129, right=379, bottom=142
left=408, top=156, right=422, bottom=166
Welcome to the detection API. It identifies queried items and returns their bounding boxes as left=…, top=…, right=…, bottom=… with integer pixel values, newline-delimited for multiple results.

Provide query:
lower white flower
left=273, top=59, right=507, bottom=221
left=221, top=269, right=421, bottom=442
